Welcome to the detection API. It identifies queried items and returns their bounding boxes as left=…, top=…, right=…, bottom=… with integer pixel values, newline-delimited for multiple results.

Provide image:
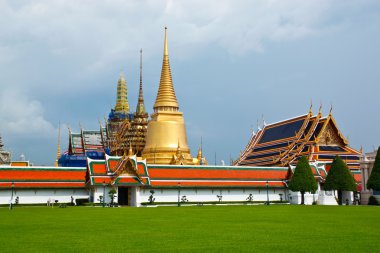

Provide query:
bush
left=368, top=196, right=379, bottom=205
left=76, top=198, right=89, bottom=206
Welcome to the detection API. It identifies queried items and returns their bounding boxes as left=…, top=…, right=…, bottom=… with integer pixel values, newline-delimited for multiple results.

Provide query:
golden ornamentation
left=318, top=123, right=344, bottom=146
left=142, top=27, right=194, bottom=165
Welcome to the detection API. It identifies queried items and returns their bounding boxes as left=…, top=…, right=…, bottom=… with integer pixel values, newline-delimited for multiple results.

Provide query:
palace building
left=235, top=106, right=361, bottom=171
left=0, top=28, right=362, bottom=206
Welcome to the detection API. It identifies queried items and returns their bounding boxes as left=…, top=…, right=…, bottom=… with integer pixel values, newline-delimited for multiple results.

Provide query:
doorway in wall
left=118, top=187, right=129, bottom=205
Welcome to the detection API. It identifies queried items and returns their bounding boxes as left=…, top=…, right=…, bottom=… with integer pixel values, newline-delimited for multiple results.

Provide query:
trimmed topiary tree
left=367, top=147, right=380, bottom=191
left=108, top=188, right=117, bottom=205
left=324, top=156, right=357, bottom=205
left=288, top=156, right=318, bottom=205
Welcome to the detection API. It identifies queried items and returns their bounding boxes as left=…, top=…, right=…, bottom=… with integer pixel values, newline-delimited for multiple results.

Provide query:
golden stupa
left=142, top=27, right=194, bottom=165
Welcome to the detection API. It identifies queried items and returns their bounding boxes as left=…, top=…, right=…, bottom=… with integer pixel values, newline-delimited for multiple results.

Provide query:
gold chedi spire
left=142, top=27, right=194, bottom=165
left=153, top=27, right=179, bottom=111
left=115, top=72, right=130, bottom=113
left=54, top=124, right=61, bottom=167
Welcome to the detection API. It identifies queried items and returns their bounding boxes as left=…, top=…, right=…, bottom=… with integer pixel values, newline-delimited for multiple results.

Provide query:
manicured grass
left=0, top=205, right=379, bottom=252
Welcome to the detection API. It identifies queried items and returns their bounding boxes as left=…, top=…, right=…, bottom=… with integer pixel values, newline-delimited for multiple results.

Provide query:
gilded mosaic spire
left=115, top=72, right=130, bottom=113
left=153, top=27, right=179, bottom=111
left=136, top=49, right=146, bottom=114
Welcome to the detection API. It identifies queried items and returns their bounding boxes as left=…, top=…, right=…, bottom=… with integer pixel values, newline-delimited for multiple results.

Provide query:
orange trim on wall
left=148, top=169, right=287, bottom=180
left=150, top=181, right=284, bottom=187
left=0, top=170, right=85, bottom=180
left=0, top=182, right=85, bottom=188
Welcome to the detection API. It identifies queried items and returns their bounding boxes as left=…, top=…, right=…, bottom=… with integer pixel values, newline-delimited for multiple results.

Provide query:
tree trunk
left=337, top=190, right=342, bottom=205
left=301, top=191, right=305, bottom=205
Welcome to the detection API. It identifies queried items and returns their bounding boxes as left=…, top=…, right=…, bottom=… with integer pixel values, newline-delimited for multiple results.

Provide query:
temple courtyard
left=0, top=205, right=378, bottom=252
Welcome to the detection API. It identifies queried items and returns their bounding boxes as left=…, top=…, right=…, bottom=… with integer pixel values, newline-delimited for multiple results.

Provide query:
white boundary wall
left=137, top=188, right=287, bottom=206
left=0, top=188, right=89, bottom=205
left=288, top=190, right=354, bottom=205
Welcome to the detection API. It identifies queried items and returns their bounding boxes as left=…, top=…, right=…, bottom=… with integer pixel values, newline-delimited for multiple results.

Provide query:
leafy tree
left=288, top=156, right=318, bottom=205
left=324, top=156, right=357, bottom=205
left=367, top=147, right=380, bottom=191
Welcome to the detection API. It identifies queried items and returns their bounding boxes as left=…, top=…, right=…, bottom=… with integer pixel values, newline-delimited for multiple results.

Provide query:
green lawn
left=0, top=205, right=379, bottom=253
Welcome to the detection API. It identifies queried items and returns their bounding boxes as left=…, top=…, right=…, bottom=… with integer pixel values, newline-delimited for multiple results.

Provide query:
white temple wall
left=138, top=188, right=286, bottom=205
left=288, top=190, right=356, bottom=205
left=288, top=190, right=320, bottom=205
left=0, top=188, right=89, bottom=205
left=93, top=186, right=113, bottom=204
left=129, top=187, right=138, bottom=207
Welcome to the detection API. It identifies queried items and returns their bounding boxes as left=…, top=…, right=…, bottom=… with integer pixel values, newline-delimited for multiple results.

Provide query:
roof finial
left=250, top=125, right=255, bottom=135
left=318, top=102, right=322, bottom=115
left=309, top=100, right=313, bottom=114
left=128, top=143, right=133, bottom=156
left=262, top=114, right=266, bottom=127
left=329, top=103, right=333, bottom=115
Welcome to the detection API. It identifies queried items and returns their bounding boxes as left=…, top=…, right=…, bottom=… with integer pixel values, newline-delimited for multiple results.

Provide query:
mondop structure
left=0, top=28, right=362, bottom=206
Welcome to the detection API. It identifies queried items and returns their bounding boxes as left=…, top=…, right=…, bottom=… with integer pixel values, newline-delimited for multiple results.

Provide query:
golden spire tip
left=164, top=27, right=168, bottom=56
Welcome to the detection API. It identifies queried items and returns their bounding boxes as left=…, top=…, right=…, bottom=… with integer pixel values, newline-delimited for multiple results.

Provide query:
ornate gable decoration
left=317, top=118, right=346, bottom=146
left=111, top=155, right=144, bottom=184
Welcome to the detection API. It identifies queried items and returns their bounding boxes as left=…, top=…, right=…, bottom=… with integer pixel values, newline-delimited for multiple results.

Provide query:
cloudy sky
left=0, top=0, right=379, bottom=165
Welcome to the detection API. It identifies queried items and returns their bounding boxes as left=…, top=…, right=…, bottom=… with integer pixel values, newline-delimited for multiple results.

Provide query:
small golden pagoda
left=142, top=27, right=194, bottom=165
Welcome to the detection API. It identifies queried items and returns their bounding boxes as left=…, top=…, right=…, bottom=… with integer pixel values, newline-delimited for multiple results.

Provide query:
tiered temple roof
left=1, top=154, right=361, bottom=189
left=59, top=127, right=107, bottom=167
left=87, top=155, right=288, bottom=188
left=235, top=107, right=361, bottom=171
left=0, top=166, right=86, bottom=188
